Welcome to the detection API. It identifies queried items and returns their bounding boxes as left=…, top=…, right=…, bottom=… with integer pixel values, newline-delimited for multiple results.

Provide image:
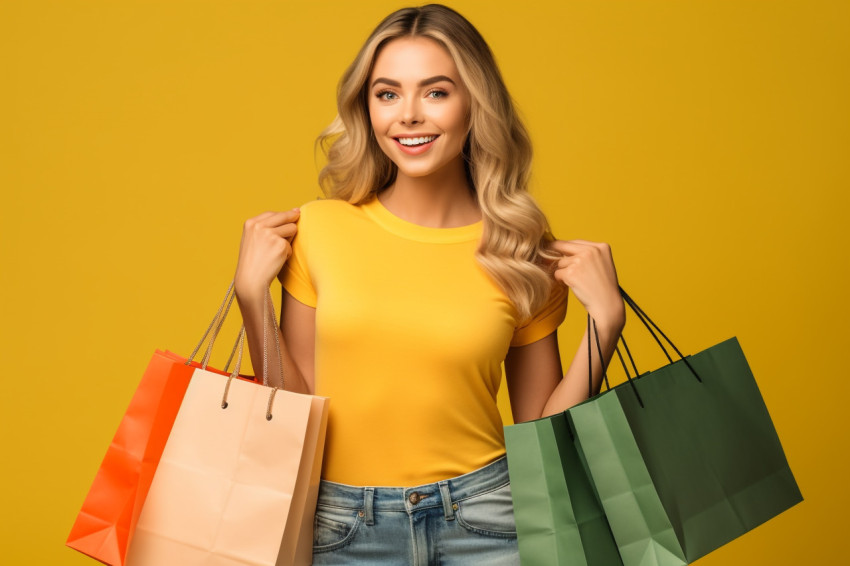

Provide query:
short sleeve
left=280, top=207, right=317, bottom=308
left=510, top=282, right=568, bottom=347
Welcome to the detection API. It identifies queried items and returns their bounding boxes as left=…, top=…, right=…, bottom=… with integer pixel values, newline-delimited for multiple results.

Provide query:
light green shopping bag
left=505, top=412, right=622, bottom=566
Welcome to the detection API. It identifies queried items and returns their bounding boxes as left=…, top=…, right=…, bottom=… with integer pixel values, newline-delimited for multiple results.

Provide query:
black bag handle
left=585, top=287, right=702, bottom=409
left=587, top=314, right=644, bottom=407
left=618, top=286, right=701, bottom=383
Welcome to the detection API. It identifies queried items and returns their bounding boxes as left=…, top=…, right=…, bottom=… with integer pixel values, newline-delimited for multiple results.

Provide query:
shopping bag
left=568, top=290, right=803, bottom=565
left=65, top=350, right=196, bottom=565
left=569, top=391, right=688, bottom=566
left=67, top=283, right=254, bottom=565
left=125, top=290, right=329, bottom=566
left=505, top=412, right=622, bottom=566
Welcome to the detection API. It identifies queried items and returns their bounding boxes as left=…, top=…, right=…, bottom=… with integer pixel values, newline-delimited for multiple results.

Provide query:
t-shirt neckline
left=361, top=196, right=483, bottom=244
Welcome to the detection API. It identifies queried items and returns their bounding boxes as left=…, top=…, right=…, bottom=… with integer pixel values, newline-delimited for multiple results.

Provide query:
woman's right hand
left=234, top=208, right=300, bottom=301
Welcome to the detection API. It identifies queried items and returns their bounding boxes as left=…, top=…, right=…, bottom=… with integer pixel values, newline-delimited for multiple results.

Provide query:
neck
left=379, top=158, right=480, bottom=228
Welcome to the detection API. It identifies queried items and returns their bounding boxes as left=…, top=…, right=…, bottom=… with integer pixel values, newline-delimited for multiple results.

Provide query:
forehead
left=370, top=36, right=460, bottom=82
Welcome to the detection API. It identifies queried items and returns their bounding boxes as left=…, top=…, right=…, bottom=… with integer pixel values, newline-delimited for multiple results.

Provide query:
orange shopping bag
left=67, top=284, right=252, bottom=565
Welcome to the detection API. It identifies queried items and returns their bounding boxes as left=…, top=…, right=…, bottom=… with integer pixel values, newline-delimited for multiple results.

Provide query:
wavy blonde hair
left=317, top=4, right=556, bottom=321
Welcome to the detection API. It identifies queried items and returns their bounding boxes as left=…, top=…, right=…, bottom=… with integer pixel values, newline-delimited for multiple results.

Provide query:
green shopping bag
left=505, top=412, right=622, bottom=566
left=568, top=290, right=803, bottom=565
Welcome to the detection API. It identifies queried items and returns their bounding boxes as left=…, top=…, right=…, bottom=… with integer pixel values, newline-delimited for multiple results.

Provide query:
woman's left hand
left=550, top=239, right=625, bottom=330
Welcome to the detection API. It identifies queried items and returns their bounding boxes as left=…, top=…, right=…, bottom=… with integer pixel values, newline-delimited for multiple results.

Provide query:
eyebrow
left=370, top=75, right=456, bottom=89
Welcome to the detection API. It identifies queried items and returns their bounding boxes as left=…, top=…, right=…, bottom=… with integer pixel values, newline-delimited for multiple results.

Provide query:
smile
left=396, top=135, right=438, bottom=146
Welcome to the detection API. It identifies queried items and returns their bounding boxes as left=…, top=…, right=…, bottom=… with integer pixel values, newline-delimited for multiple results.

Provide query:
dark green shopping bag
left=568, top=290, right=803, bottom=565
left=505, top=412, right=622, bottom=566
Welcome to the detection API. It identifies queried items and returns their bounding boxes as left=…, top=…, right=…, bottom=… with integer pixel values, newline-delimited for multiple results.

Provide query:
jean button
left=408, top=492, right=421, bottom=505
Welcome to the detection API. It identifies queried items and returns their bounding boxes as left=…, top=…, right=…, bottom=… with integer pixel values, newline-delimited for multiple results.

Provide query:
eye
left=375, top=90, right=398, bottom=101
left=426, top=89, right=448, bottom=99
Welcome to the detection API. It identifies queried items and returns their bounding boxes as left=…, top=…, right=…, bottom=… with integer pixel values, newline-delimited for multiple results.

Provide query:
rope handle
left=186, top=281, right=285, bottom=382
left=261, top=287, right=285, bottom=389
left=189, top=282, right=285, bottom=420
left=186, top=281, right=235, bottom=368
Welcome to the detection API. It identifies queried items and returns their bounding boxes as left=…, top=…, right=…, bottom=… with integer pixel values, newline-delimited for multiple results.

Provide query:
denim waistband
left=315, top=456, right=510, bottom=524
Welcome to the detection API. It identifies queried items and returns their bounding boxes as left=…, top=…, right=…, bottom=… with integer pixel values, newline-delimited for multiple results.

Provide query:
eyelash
left=375, top=89, right=448, bottom=101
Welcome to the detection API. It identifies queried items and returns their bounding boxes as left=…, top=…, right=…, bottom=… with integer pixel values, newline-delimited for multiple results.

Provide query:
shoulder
left=297, top=198, right=352, bottom=216
left=295, top=198, right=361, bottom=229
left=298, top=198, right=360, bottom=222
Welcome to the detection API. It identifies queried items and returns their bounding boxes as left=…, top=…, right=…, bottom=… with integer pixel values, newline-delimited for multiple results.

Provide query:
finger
left=549, top=240, right=592, bottom=255
left=551, top=239, right=611, bottom=249
left=246, top=210, right=295, bottom=225
left=271, top=223, right=297, bottom=240
left=245, top=209, right=300, bottom=231
left=552, top=269, right=573, bottom=287
left=551, top=240, right=613, bottom=261
left=259, top=208, right=300, bottom=227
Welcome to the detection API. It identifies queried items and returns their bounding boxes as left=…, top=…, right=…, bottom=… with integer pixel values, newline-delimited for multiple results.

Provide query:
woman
left=234, top=4, right=624, bottom=564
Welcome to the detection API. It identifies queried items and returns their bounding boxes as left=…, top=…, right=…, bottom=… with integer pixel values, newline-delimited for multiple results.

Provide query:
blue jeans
left=311, top=456, right=519, bottom=565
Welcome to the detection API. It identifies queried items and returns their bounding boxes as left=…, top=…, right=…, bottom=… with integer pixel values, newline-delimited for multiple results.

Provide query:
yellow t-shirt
left=281, top=197, right=568, bottom=486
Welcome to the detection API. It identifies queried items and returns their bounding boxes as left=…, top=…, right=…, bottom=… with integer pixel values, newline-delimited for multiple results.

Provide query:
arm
left=505, top=239, right=625, bottom=422
left=505, top=318, right=623, bottom=422
left=233, top=208, right=314, bottom=393
left=279, top=289, right=316, bottom=394
left=505, top=331, right=562, bottom=423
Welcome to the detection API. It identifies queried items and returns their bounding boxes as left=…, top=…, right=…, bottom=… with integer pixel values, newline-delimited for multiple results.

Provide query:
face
left=367, top=36, right=471, bottom=182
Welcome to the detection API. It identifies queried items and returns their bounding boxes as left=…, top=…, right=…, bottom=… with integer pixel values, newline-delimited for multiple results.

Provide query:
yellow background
left=1, top=0, right=847, bottom=563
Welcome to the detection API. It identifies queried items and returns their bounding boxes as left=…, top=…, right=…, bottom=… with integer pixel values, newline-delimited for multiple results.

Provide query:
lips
left=397, top=135, right=437, bottom=146
left=393, top=134, right=439, bottom=155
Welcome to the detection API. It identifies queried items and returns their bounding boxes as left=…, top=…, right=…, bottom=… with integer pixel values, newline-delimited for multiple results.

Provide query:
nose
left=401, top=96, right=422, bottom=125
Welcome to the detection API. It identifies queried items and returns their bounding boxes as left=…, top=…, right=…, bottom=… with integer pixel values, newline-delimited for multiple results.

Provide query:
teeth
left=398, top=135, right=436, bottom=146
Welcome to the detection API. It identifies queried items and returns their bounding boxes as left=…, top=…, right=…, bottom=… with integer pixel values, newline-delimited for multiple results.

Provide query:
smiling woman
left=367, top=37, right=472, bottom=204
left=231, top=3, right=624, bottom=564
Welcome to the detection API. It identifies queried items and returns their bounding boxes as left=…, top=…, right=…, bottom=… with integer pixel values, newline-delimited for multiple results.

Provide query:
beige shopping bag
left=126, top=367, right=328, bottom=566
left=126, top=289, right=329, bottom=566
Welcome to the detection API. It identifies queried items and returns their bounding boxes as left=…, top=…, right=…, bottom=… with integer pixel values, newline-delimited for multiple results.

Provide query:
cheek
left=368, top=104, right=391, bottom=133
left=443, top=103, right=469, bottom=135
left=368, top=111, right=394, bottom=155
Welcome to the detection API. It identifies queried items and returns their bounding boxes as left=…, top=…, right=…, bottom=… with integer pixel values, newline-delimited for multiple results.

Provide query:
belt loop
left=439, top=481, right=454, bottom=521
left=363, top=487, right=375, bottom=526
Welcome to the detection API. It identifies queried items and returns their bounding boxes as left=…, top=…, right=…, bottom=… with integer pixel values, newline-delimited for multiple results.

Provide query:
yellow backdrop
left=1, top=0, right=847, bottom=563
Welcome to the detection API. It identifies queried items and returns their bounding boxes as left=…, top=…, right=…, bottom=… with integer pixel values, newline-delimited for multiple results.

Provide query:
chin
left=395, top=167, right=438, bottom=179
left=393, top=159, right=459, bottom=180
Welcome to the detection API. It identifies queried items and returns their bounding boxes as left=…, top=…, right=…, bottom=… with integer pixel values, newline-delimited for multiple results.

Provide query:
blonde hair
left=317, top=4, right=556, bottom=321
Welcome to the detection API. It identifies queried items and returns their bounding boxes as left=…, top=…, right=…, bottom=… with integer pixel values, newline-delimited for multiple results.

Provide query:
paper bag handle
left=186, top=281, right=285, bottom=388
left=186, top=281, right=237, bottom=369
left=219, top=286, right=286, bottom=421
left=617, top=287, right=701, bottom=384
left=261, top=287, right=284, bottom=389
left=587, top=314, right=644, bottom=407
left=587, top=287, right=703, bottom=408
